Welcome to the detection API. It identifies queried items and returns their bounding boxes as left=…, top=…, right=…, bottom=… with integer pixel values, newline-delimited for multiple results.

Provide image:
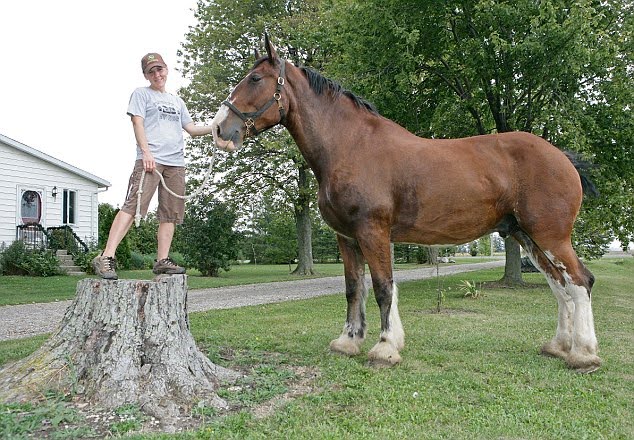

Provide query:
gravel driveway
left=0, top=261, right=503, bottom=341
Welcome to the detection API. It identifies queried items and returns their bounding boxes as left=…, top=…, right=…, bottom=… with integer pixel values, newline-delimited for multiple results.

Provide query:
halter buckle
left=245, top=118, right=256, bottom=137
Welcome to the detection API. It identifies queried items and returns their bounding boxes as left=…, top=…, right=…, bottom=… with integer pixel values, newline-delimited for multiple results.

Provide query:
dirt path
left=0, top=261, right=504, bottom=341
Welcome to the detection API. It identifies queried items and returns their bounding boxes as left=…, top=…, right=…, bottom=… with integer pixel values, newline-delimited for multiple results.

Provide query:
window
left=62, top=189, right=76, bottom=224
left=21, top=190, right=42, bottom=224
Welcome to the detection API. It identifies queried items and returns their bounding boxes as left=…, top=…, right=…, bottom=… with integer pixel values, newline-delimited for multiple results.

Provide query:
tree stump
left=0, top=275, right=239, bottom=426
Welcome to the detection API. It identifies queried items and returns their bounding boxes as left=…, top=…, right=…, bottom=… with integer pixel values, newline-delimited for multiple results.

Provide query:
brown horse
left=210, top=35, right=601, bottom=373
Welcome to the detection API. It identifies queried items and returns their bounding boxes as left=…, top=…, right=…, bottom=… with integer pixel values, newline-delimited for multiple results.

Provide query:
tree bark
left=500, top=236, right=524, bottom=285
left=0, top=276, right=238, bottom=426
left=292, top=164, right=316, bottom=275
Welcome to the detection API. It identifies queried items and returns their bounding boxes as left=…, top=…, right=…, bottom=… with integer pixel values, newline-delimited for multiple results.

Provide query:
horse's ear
left=264, top=32, right=279, bottom=65
left=254, top=48, right=260, bottom=60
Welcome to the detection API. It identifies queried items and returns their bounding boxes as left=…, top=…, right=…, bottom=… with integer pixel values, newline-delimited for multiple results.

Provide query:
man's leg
left=157, top=221, right=175, bottom=261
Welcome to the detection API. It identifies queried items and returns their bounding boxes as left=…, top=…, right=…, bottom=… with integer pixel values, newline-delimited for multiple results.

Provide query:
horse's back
left=382, top=131, right=583, bottom=244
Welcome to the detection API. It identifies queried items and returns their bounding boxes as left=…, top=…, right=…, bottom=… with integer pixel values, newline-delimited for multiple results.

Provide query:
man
left=93, top=53, right=214, bottom=280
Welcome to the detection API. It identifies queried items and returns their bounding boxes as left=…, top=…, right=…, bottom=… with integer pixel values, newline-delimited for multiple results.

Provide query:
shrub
left=181, top=197, right=240, bottom=277
left=130, top=251, right=148, bottom=270
left=0, top=241, right=62, bottom=277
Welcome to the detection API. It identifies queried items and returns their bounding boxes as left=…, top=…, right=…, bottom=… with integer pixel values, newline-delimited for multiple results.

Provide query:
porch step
left=56, top=250, right=85, bottom=276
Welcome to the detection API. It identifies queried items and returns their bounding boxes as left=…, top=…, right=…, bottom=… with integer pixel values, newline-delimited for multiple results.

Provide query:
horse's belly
left=391, top=205, right=500, bottom=246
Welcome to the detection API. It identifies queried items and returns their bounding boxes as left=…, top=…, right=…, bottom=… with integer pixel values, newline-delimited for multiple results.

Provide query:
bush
left=130, top=251, right=149, bottom=270
left=0, top=241, right=62, bottom=277
left=181, top=197, right=240, bottom=277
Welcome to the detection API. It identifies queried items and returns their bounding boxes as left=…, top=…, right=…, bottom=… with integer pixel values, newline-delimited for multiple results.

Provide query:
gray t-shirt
left=127, top=87, right=193, bottom=166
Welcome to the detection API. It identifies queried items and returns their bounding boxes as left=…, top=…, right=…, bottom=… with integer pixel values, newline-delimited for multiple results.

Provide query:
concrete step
left=56, top=250, right=85, bottom=276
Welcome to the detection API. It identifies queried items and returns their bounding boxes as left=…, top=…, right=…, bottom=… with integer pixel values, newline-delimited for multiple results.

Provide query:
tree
left=318, top=0, right=633, bottom=282
left=180, top=0, right=324, bottom=276
left=248, top=192, right=298, bottom=265
left=180, top=196, right=241, bottom=277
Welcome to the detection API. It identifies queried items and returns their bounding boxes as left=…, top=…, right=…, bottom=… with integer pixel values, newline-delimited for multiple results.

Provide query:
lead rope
left=134, top=144, right=217, bottom=227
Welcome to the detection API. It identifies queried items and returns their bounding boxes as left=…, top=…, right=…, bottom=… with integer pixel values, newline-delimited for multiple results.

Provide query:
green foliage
left=181, top=197, right=241, bottom=276
left=572, top=211, right=612, bottom=260
left=394, top=244, right=430, bottom=264
left=312, top=218, right=339, bottom=263
left=249, top=198, right=298, bottom=264
left=110, top=404, right=145, bottom=435
left=0, top=400, right=87, bottom=439
left=126, top=211, right=159, bottom=255
left=460, top=279, right=482, bottom=299
left=0, top=241, right=62, bottom=277
left=129, top=251, right=153, bottom=270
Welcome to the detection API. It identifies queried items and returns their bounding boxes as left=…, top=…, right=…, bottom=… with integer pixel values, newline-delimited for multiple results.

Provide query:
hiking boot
left=153, top=257, right=186, bottom=275
left=92, top=254, right=118, bottom=280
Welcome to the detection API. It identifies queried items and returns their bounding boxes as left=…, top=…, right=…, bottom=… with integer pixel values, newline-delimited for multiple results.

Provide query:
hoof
left=329, top=335, right=362, bottom=357
left=540, top=340, right=570, bottom=361
left=566, top=353, right=602, bottom=374
left=368, top=341, right=401, bottom=367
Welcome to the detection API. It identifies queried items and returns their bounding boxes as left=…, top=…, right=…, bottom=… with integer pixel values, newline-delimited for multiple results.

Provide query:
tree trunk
left=292, top=165, right=316, bottom=276
left=428, top=246, right=439, bottom=265
left=500, top=236, right=524, bottom=285
left=0, top=276, right=238, bottom=427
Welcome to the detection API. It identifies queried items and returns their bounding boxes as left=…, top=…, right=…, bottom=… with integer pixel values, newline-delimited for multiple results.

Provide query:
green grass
left=0, top=263, right=345, bottom=306
left=1, top=258, right=631, bottom=439
left=0, top=260, right=481, bottom=306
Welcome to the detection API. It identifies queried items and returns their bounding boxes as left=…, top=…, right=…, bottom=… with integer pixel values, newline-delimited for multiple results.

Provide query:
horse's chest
left=317, top=182, right=384, bottom=235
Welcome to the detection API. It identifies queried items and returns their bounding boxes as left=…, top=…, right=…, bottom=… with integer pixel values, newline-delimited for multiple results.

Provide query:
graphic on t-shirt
left=158, top=101, right=180, bottom=122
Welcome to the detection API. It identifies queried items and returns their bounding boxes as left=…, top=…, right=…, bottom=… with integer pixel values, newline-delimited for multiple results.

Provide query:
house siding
left=0, top=141, right=107, bottom=247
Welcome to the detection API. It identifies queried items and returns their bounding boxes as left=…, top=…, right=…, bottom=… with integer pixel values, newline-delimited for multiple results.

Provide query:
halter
left=222, top=60, right=286, bottom=138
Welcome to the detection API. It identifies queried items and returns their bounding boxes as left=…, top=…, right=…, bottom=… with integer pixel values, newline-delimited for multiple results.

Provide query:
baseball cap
left=141, top=53, right=167, bottom=73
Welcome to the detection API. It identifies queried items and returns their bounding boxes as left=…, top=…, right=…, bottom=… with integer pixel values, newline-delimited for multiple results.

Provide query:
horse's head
left=211, top=34, right=287, bottom=152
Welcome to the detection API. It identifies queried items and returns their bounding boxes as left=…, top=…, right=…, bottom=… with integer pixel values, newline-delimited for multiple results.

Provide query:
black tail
left=564, top=151, right=599, bottom=197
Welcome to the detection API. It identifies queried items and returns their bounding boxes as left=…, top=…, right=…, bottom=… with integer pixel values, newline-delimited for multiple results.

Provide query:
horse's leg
left=547, top=247, right=600, bottom=372
left=513, top=230, right=601, bottom=373
left=357, top=233, right=404, bottom=366
left=329, top=235, right=368, bottom=356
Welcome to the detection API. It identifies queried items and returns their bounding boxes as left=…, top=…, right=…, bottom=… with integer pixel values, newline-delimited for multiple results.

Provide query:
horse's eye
left=250, top=74, right=262, bottom=83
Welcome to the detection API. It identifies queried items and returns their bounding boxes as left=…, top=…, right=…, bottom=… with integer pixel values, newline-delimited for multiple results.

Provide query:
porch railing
left=46, top=225, right=89, bottom=256
left=15, top=223, right=88, bottom=256
left=15, top=223, right=49, bottom=249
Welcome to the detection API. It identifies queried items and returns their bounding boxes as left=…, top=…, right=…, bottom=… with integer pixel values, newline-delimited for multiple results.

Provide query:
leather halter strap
left=222, top=60, right=287, bottom=138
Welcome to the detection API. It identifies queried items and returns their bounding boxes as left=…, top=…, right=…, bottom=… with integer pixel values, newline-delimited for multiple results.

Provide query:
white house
left=0, top=133, right=110, bottom=248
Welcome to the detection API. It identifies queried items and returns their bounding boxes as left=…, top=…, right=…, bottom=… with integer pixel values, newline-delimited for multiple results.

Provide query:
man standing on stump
left=93, top=53, right=214, bottom=280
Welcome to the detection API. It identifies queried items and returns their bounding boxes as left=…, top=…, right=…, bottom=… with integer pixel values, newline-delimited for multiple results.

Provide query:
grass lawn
left=0, top=259, right=495, bottom=306
left=0, top=258, right=631, bottom=439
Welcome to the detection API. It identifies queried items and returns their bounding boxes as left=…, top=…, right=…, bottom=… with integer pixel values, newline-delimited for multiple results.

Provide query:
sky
left=0, top=0, right=200, bottom=208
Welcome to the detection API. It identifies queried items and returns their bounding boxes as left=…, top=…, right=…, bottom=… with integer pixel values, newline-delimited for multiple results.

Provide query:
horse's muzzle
left=211, top=105, right=244, bottom=152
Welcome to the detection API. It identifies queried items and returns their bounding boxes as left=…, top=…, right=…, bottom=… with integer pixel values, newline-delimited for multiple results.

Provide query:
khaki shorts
left=120, top=160, right=186, bottom=224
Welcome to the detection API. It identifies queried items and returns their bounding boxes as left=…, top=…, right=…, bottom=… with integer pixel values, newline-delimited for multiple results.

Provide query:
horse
left=210, top=35, right=601, bottom=373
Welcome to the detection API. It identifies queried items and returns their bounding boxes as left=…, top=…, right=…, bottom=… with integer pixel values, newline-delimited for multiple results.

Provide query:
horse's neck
left=284, top=92, right=361, bottom=182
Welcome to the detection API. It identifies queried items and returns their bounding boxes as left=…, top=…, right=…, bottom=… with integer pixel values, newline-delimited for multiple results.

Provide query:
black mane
left=253, top=58, right=378, bottom=114
left=300, top=67, right=379, bottom=115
